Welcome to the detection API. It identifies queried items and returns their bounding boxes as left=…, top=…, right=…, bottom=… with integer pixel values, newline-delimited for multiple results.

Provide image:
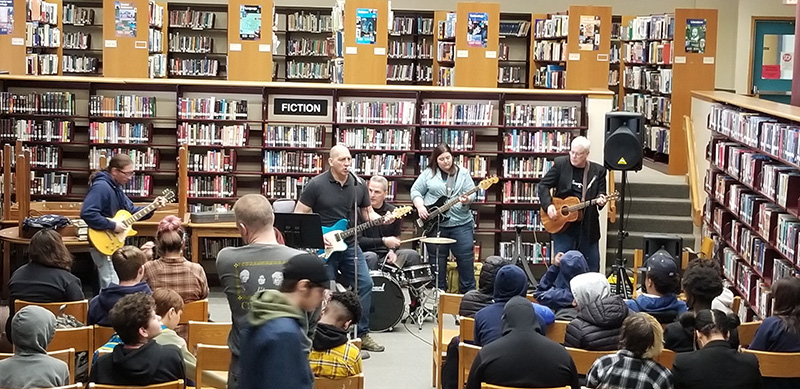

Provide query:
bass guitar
left=413, top=176, right=499, bottom=235
left=318, top=205, right=413, bottom=260
left=541, top=191, right=619, bottom=234
left=88, top=189, right=175, bottom=255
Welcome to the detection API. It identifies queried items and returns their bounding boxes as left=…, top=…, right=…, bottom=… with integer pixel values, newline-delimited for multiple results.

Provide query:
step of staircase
left=610, top=214, right=695, bottom=234
left=610, top=231, right=696, bottom=251
left=620, top=197, right=692, bottom=216
left=614, top=182, right=690, bottom=199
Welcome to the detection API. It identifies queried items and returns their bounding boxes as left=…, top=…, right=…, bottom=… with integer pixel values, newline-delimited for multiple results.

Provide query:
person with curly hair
left=309, top=291, right=363, bottom=379
left=143, top=215, right=209, bottom=303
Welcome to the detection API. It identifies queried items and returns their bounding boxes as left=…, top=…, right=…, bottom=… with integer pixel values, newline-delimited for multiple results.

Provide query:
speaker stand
left=610, top=170, right=633, bottom=298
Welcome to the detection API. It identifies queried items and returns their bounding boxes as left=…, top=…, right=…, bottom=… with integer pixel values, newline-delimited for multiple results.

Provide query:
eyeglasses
left=118, top=169, right=135, bottom=177
left=569, top=150, right=588, bottom=156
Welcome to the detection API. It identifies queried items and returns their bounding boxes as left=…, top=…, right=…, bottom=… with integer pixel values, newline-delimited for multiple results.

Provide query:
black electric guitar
left=413, top=176, right=498, bottom=235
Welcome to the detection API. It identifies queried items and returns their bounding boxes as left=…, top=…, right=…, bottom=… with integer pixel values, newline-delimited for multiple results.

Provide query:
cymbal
left=420, top=237, right=457, bottom=245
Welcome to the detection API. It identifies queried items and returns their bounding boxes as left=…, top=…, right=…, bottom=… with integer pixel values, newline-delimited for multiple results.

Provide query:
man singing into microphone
left=536, top=136, right=607, bottom=272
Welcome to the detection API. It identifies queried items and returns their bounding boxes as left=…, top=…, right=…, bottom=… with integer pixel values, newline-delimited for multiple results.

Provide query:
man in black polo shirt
left=360, top=175, right=421, bottom=271
left=295, top=145, right=386, bottom=352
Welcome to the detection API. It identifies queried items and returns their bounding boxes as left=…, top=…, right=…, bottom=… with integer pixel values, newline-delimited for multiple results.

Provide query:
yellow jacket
left=308, top=342, right=362, bottom=379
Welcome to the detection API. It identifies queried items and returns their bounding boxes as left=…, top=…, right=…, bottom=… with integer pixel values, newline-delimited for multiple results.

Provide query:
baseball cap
left=646, top=249, right=679, bottom=279
left=282, top=253, right=330, bottom=288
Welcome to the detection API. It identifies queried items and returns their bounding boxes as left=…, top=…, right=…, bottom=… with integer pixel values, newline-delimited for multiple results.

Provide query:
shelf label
left=597, top=54, right=609, bottom=61
left=274, top=98, right=328, bottom=116
left=374, top=47, right=386, bottom=56
left=675, top=56, right=686, bottom=64
left=104, top=40, right=117, bottom=48
left=134, top=41, right=147, bottom=49
left=703, top=57, right=715, bottom=64
left=259, top=44, right=271, bottom=53
left=568, top=53, right=580, bottom=61
left=456, top=50, right=469, bottom=58
left=11, top=38, right=24, bottom=46
left=485, top=51, right=497, bottom=59
left=229, top=43, right=242, bottom=52
left=345, top=46, right=357, bottom=55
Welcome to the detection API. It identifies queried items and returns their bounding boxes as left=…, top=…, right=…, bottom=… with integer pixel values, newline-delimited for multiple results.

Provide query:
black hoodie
left=312, top=323, right=348, bottom=351
left=465, top=296, right=581, bottom=389
left=564, top=295, right=629, bottom=351
left=90, top=341, right=185, bottom=386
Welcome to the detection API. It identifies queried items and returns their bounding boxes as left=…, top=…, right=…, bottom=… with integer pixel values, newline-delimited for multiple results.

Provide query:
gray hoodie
left=0, top=305, right=69, bottom=388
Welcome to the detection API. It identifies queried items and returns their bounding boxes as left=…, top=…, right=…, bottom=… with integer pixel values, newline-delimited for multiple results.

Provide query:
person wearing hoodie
left=474, top=265, right=556, bottom=346
left=0, top=305, right=69, bottom=388
left=466, top=296, right=580, bottom=389
left=459, top=256, right=508, bottom=318
left=565, top=272, right=629, bottom=351
left=239, top=253, right=330, bottom=389
left=90, top=292, right=185, bottom=386
left=88, top=246, right=153, bottom=326
left=534, top=250, right=590, bottom=317
left=625, top=250, right=687, bottom=323
left=81, top=154, right=167, bottom=290
left=309, top=291, right=362, bottom=379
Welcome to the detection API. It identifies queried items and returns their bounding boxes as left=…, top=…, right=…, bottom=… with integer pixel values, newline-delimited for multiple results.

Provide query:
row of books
left=498, top=43, right=510, bottom=61
left=498, top=67, right=524, bottom=84
left=533, top=40, right=566, bottom=62
left=0, top=119, right=73, bottom=142
left=500, top=21, right=531, bottom=37
left=533, top=15, right=568, bottom=39
left=168, top=57, right=219, bottom=77
left=28, top=145, right=60, bottom=168
left=168, top=32, right=214, bottom=53
left=622, top=14, right=674, bottom=41
left=28, top=0, right=58, bottom=25
left=388, top=40, right=433, bottom=59
left=25, top=22, right=60, bottom=48
left=504, top=104, right=579, bottom=128
left=644, top=126, right=669, bottom=154
left=352, top=154, right=405, bottom=176
left=188, top=175, right=235, bottom=198
left=419, top=154, right=488, bottom=178
left=390, top=17, right=416, bottom=36
left=26, top=54, right=59, bottom=76
left=437, top=42, right=455, bottom=62
left=623, top=93, right=671, bottom=126
left=122, top=175, right=153, bottom=197
left=149, top=1, right=164, bottom=28
left=188, top=203, right=231, bottom=213
left=265, top=125, right=325, bottom=148
left=419, top=128, right=473, bottom=151
left=178, top=97, right=247, bottom=120
left=263, top=150, right=323, bottom=174
left=387, top=64, right=433, bottom=82
left=63, top=59, right=98, bottom=76
left=149, top=54, right=167, bottom=78
left=89, top=147, right=158, bottom=170
left=91, top=95, right=158, bottom=118
left=533, top=65, right=566, bottom=89
left=624, top=41, right=673, bottom=66
left=610, top=45, right=621, bottom=65
left=502, top=180, right=539, bottom=203
left=420, top=102, right=493, bottom=126
left=503, top=130, right=573, bottom=153
left=501, top=209, right=545, bottom=231
left=90, top=122, right=151, bottom=144
left=189, top=150, right=235, bottom=172
left=196, top=238, right=241, bottom=260
left=609, top=69, right=619, bottom=87
left=169, top=8, right=216, bottom=30
left=286, top=38, right=332, bottom=57
left=262, top=176, right=311, bottom=200
left=0, top=91, right=76, bottom=115
left=336, top=101, right=416, bottom=125
left=149, top=28, right=164, bottom=54
left=623, top=67, right=672, bottom=94
left=62, top=4, right=95, bottom=26
left=503, top=156, right=553, bottom=178
left=438, top=66, right=454, bottom=87
left=499, top=241, right=550, bottom=264
left=287, top=11, right=333, bottom=33
left=177, top=123, right=248, bottom=147
left=718, top=246, right=759, bottom=310
left=437, top=13, right=456, bottom=40
left=31, top=172, right=69, bottom=195
left=63, top=31, right=91, bottom=50
left=709, top=103, right=800, bottom=166
left=287, top=60, right=331, bottom=80
left=335, top=128, right=413, bottom=151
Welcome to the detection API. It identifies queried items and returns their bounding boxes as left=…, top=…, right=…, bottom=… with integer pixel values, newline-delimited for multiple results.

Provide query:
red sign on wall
left=763, top=64, right=781, bottom=79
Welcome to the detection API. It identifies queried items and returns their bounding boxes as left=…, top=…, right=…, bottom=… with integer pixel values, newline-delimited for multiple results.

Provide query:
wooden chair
left=179, top=299, right=209, bottom=324
left=433, top=293, right=463, bottom=389
left=741, top=349, right=800, bottom=378
left=565, top=347, right=616, bottom=375
left=350, top=338, right=362, bottom=350
left=14, top=299, right=89, bottom=324
left=460, top=317, right=475, bottom=343
left=51, top=384, right=85, bottom=389
left=314, top=373, right=364, bottom=389
left=187, top=321, right=231, bottom=354
left=93, top=325, right=116, bottom=349
left=195, top=344, right=231, bottom=389
left=458, top=343, right=481, bottom=389
left=0, top=348, right=75, bottom=384
left=738, top=321, right=762, bottom=348
left=87, top=379, right=185, bottom=389
left=545, top=320, right=569, bottom=344
left=48, top=326, right=94, bottom=355
left=731, top=296, right=742, bottom=315
left=656, top=349, right=676, bottom=369
left=481, top=384, right=569, bottom=389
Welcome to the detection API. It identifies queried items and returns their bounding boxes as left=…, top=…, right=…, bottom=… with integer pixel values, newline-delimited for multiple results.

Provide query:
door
left=751, top=18, right=795, bottom=104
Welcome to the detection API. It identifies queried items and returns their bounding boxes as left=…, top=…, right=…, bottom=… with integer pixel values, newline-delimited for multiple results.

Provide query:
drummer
left=359, top=176, right=422, bottom=271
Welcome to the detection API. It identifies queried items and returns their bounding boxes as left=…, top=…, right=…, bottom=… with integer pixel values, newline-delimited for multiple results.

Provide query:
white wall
left=586, top=94, right=614, bottom=270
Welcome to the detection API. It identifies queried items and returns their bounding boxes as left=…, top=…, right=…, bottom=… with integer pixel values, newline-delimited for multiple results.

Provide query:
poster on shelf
left=356, top=8, right=377, bottom=45
left=579, top=15, right=601, bottom=51
left=685, top=19, right=706, bottom=53
left=115, top=1, right=137, bottom=37
left=0, top=0, right=12, bottom=35
left=466, top=12, right=488, bottom=48
left=239, top=5, right=261, bottom=41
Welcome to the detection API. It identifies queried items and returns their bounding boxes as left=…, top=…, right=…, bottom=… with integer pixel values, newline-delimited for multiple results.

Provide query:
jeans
left=364, top=249, right=422, bottom=270
left=552, top=228, right=600, bottom=272
left=425, top=222, right=475, bottom=293
left=90, top=247, right=119, bottom=289
left=326, top=243, right=372, bottom=336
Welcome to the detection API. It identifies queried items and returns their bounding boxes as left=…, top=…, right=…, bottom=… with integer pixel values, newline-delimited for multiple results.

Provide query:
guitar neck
left=337, top=217, right=385, bottom=240
left=429, top=185, right=482, bottom=219
left=564, top=198, right=600, bottom=213
left=123, top=201, right=160, bottom=227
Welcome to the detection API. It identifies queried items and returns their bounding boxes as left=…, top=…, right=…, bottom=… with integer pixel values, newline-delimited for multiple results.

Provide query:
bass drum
left=369, top=271, right=408, bottom=332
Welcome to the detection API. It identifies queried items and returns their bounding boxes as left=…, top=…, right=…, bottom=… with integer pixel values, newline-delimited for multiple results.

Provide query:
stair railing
left=684, top=115, right=703, bottom=226
left=608, top=171, right=617, bottom=223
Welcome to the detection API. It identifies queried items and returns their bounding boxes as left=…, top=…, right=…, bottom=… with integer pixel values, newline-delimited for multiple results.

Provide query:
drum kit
left=368, top=236, right=456, bottom=332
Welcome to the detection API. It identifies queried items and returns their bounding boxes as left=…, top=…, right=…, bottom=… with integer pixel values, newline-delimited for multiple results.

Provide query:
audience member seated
left=749, top=277, right=800, bottom=389
left=625, top=250, right=687, bottom=323
left=586, top=312, right=674, bottom=389
left=459, top=256, right=508, bottom=318
left=671, top=309, right=761, bottom=389
left=143, top=215, right=209, bottom=303
left=533, top=250, right=589, bottom=319
left=475, top=265, right=555, bottom=346
left=309, top=291, right=363, bottom=379
left=88, top=246, right=152, bottom=326
left=6, top=229, right=85, bottom=344
left=90, top=292, right=185, bottom=386
left=0, top=306, right=69, bottom=388
left=466, top=296, right=580, bottom=389
left=664, top=259, right=738, bottom=352
left=564, top=272, right=629, bottom=351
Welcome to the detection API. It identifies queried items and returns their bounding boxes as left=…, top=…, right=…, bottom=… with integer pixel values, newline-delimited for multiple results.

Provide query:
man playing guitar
left=537, top=136, right=607, bottom=272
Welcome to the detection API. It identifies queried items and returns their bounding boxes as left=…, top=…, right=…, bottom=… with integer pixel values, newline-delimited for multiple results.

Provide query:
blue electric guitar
left=318, top=206, right=412, bottom=260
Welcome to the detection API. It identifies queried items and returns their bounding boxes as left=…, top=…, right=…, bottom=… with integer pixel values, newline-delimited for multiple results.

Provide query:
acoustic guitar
left=318, top=205, right=413, bottom=260
left=413, top=176, right=499, bottom=235
left=88, top=189, right=175, bottom=255
left=541, top=191, right=619, bottom=234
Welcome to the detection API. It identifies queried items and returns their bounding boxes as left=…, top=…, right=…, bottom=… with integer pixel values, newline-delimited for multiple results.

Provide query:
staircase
left=606, top=180, right=695, bottom=269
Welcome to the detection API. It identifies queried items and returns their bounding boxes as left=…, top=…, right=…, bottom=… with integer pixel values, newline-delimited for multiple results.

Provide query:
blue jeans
left=425, top=222, right=475, bottom=293
left=552, top=228, right=600, bottom=272
left=326, top=243, right=372, bottom=336
left=90, top=247, right=119, bottom=289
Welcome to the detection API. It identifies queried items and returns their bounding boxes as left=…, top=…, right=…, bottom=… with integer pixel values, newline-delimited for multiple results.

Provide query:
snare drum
left=369, top=271, right=408, bottom=332
left=403, top=264, right=433, bottom=287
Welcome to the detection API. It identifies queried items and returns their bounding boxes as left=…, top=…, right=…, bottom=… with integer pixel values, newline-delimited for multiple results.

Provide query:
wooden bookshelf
left=0, top=0, right=27, bottom=74
left=498, top=13, right=531, bottom=89
left=274, top=7, right=335, bottom=82
left=453, top=2, right=499, bottom=88
left=227, top=0, right=273, bottom=81
left=343, top=0, right=388, bottom=85
left=432, top=10, right=453, bottom=87
left=102, top=0, right=150, bottom=78
left=62, top=0, right=104, bottom=75
left=386, top=11, right=435, bottom=85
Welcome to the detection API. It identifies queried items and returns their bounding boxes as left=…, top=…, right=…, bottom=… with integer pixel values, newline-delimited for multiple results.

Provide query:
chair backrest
left=179, top=299, right=209, bottom=324
left=14, top=299, right=89, bottom=324
left=350, top=338, right=362, bottom=350
left=187, top=321, right=231, bottom=354
left=738, top=321, right=762, bottom=348
left=48, top=326, right=94, bottom=354
left=481, top=384, right=569, bottom=389
left=314, top=373, right=364, bottom=389
left=565, top=347, right=617, bottom=375
left=88, top=379, right=185, bottom=389
left=545, top=320, right=569, bottom=344
left=437, top=293, right=463, bottom=338
left=460, top=317, right=475, bottom=343
left=272, top=198, right=297, bottom=213
left=741, top=348, right=800, bottom=378
left=458, top=343, right=481, bottom=389
left=0, top=348, right=76, bottom=384
left=195, top=344, right=231, bottom=389
left=52, top=384, right=85, bottom=389
left=93, top=325, right=116, bottom=350
left=731, top=296, right=742, bottom=315
left=655, top=349, right=676, bottom=370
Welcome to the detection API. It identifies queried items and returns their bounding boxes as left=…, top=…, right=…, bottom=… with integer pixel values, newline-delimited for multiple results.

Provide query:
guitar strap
left=580, top=164, right=590, bottom=201
left=445, top=166, right=457, bottom=197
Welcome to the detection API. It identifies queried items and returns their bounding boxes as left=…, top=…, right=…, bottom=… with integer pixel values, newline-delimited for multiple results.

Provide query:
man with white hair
left=536, top=136, right=607, bottom=272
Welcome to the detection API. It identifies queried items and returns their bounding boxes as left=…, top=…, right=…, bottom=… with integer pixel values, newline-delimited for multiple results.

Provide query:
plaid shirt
left=308, top=342, right=362, bottom=379
left=586, top=350, right=674, bottom=389
left=143, top=256, right=209, bottom=302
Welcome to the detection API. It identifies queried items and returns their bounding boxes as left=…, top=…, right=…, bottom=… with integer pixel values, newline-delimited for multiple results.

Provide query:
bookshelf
left=387, top=11, right=434, bottom=85
left=26, top=0, right=64, bottom=76
left=342, top=0, right=388, bottom=85
left=62, top=0, right=103, bottom=75
left=166, top=4, right=227, bottom=79
left=608, top=15, right=623, bottom=110
left=226, top=0, right=273, bottom=82
left=454, top=2, right=499, bottom=88
left=433, top=10, right=455, bottom=87
left=273, top=7, right=335, bottom=82
left=0, top=0, right=27, bottom=74
left=498, top=13, right=531, bottom=89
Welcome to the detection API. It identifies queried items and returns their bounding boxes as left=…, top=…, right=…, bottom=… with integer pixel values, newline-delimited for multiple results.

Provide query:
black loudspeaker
left=604, top=112, right=644, bottom=171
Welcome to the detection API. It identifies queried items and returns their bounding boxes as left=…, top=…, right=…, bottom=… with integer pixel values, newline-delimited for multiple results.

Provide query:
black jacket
left=466, top=296, right=580, bottom=389
left=536, top=156, right=606, bottom=242
left=357, top=201, right=401, bottom=259
left=664, top=316, right=740, bottom=352
left=459, top=257, right=508, bottom=318
left=671, top=340, right=762, bottom=389
left=90, top=341, right=185, bottom=387
left=564, top=295, right=628, bottom=351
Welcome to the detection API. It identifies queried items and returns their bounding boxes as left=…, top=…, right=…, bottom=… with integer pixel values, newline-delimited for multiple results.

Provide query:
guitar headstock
left=391, top=206, right=413, bottom=219
left=478, top=176, right=499, bottom=190
left=606, top=191, right=620, bottom=202
left=160, top=189, right=176, bottom=203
